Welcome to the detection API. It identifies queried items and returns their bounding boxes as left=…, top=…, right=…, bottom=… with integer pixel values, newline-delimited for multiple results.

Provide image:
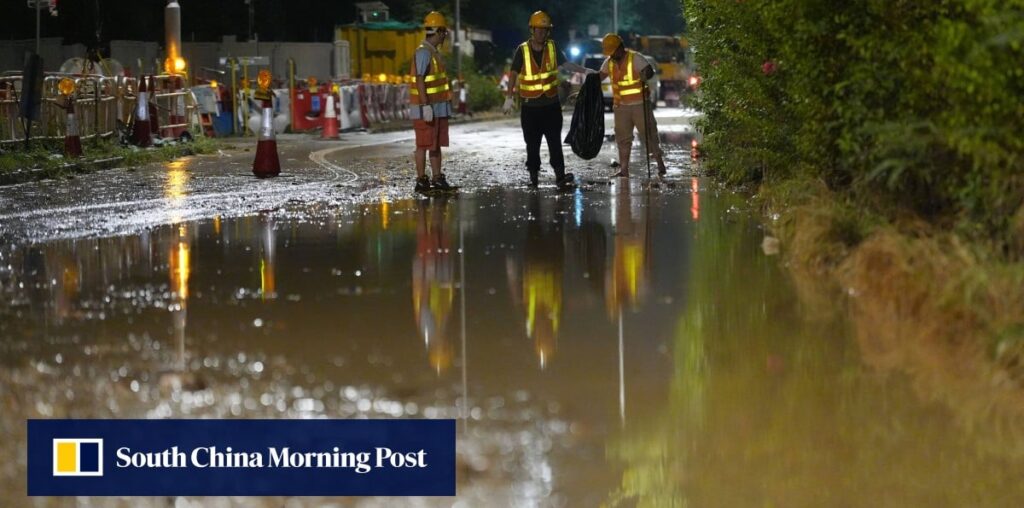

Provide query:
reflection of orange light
left=691, top=177, right=700, bottom=221
left=524, top=266, right=560, bottom=368
left=260, top=258, right=275, bottom=299
left=170, top=241, right=190, bottom=300
left=381, top=199, right=389, bottom=230
left=214, top=216, right=221, bottom=235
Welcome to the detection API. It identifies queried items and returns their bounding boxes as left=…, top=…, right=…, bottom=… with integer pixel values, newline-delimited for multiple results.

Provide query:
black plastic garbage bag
left=564, top=73, right=604, bottom=160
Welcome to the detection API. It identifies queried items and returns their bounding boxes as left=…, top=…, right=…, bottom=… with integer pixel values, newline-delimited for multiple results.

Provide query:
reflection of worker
left=503, top=11, right=592, bottom=188
left=410, top=11, right=455, bottom=193
left=606, top=184, right=649, bottom=316
left=411, top=198, right=455, bottom=373
left=598, top=33, right=667, bottom=177
left=505, top=194, right=565, bottom=368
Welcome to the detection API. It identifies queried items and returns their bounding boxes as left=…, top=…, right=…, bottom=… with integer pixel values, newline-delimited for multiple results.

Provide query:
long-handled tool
left=641, top=79, right=652, bottom=182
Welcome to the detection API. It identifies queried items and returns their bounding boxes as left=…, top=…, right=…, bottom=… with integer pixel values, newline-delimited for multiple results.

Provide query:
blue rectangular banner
left=28, top=419, right=456, bottom=496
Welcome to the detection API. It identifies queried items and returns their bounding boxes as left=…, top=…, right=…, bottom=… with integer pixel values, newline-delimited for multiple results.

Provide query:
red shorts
left=414, top=117, right=449, bottom=150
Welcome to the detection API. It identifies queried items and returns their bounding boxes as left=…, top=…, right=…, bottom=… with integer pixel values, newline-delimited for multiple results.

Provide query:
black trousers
left=520, top=102, right=565, bottom=179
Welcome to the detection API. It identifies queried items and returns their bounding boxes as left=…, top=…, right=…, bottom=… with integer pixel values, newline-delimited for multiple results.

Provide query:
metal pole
left=613, top=0, right=618, bottom=35
left=36, top=0, right=41, bottom=53
left=455, top=0, right=462, bottom=77
left=230, top=59, right=238, bottom=135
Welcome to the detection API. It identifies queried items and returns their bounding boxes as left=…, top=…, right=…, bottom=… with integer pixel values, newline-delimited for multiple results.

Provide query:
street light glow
left=569, top=46, right=581, bottom=58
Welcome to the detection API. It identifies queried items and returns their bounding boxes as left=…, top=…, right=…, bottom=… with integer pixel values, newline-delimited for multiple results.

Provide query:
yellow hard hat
left=529, top=11, right=552, bottom=29
left=424, top=11, right=447, bottom=29
left=602, top=33, right=623, bottom=56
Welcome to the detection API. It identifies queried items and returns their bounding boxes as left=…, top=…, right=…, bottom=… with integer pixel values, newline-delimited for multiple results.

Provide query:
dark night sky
left=4, top=0, right=685, bottom=51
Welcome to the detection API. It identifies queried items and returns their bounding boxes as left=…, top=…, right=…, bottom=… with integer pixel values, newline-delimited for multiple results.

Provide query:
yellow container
left=336, top=22, right=436, bottom=78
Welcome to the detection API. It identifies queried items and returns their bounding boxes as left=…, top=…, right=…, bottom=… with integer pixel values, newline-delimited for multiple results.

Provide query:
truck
left=633, top=35, right=697, bottom=107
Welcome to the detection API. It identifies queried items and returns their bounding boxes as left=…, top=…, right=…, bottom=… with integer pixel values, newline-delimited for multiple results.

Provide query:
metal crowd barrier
left=0, top=72, right=141, bottom=144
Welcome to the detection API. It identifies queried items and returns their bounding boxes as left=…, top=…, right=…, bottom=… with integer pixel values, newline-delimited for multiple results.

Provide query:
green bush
left=443, top=56, right=504, bottom=112
left=686, top=0, right=1024, bottom=245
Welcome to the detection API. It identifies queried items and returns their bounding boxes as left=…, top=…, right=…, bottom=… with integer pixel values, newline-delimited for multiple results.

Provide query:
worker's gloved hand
left=421, top=105, right=434, bottom=123
left=502, top=96, right=515, bottom=115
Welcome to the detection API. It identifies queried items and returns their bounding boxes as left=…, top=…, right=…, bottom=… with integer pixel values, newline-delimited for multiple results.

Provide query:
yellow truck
left=635, top=35, right=696, bottom=107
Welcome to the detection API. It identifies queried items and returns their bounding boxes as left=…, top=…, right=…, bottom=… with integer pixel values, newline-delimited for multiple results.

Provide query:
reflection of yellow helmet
left=602, top=33, right=623, bottom=56
left=529, top=11, right=552, bottom=28
left=424, top=11, right=447, bottom=29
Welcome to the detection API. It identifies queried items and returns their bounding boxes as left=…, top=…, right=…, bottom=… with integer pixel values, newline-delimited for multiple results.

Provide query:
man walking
left=599, top=33, right=667, bottom=177
left=410, top=11, right=455, bottom=193
left=503, top=10, right=591, bottom=188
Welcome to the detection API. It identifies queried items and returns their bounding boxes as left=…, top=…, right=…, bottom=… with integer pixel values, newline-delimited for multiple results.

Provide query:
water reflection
left=3, top=185, right=1024, bottom=505
left=411, top=198, right=456, bottom=374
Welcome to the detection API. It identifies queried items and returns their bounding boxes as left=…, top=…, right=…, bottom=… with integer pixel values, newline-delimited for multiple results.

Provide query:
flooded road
left=3, top=116, right=1024, bottom=506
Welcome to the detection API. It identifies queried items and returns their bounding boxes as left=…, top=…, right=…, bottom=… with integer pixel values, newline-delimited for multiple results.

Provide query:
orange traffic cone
left=131, top=75, right=152, bottom=147
left=322, top=89, right=339, bottom=139
left=253, top=98, right=281, bottom=178
left=64, top=102, right=82, bottom=158
left=57, top=78, right=82, bottom=158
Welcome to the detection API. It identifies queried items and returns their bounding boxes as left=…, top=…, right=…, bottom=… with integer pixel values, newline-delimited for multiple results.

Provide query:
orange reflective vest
left=409, top=43, right=452, bottom=105
left=518, top=40, right=559, bottom=99
left=609, top=50, right=644, bottom=106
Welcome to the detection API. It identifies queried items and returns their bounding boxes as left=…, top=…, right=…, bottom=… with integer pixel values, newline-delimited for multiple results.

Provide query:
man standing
left=410, top=11, right=455, bottom=193
left=599, top=33, right=667, bottom=177
left=503, top=11, right=591, bottom=188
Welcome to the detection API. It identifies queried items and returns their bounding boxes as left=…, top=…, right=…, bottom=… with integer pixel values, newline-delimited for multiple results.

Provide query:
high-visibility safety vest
left=609, top=50, right=644, bottom=106
left=518, top=40, right=559, bottom=99
left=409, top=43, right=452, bottom=105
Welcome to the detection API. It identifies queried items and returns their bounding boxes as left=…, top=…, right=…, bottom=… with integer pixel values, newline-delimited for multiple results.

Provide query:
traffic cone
left=148, top=77, right=162, bottom=137
left=253, top=99, right=281, bottom=178
left=131, top=75, right=152, bottom=147
left=64, top=100, right=82, bottom=158
left=322, top=90, right=339, bottom=139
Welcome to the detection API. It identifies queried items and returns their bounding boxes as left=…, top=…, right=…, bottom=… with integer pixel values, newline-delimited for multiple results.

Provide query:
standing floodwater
left=3, top=177, right=1024, bottom=506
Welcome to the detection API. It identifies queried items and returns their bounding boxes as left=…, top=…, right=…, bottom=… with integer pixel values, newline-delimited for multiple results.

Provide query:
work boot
left=431, top=173, right=453, bottom=191
left=528, top=170, right=539, bottom=187
left=415, top=175, right=431, bottom=193
left=556, top=173, right=575, bottom=189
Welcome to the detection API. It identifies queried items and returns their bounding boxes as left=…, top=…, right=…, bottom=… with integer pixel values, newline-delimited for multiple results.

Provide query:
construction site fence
left=285, top=81, right=412, bottom=134
left=0, top=72, right=200, bottom=145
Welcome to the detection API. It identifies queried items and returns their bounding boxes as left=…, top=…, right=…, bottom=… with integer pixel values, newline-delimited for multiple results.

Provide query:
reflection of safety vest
left=518, top=40, right=559, bottom=99
left=609, top=50, right=644, bottom=106
left=409, top=43, right=452, bottom=105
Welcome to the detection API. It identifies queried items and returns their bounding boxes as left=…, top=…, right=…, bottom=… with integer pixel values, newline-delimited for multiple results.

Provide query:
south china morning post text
left=28, top=419, right=456, bottom=496
left=114, top=445, right=428, bottom=473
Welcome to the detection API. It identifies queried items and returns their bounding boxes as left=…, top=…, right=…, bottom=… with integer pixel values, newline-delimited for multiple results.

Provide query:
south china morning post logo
left=113, top=444, right=426, bottom=473
left=28, top=419, right=455, bottom=496
left=52, top=438, right=103, bottom=476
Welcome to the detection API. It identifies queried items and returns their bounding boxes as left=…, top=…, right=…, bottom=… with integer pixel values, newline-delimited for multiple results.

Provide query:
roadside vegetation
left=0, top=135, right=220, bottom=184
left=686, top=1, right=1024, bottom=385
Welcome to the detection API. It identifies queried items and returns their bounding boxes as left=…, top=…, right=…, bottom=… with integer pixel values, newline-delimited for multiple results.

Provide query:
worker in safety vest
left=598, top=33, right=667, bottom=177
left=409, top=11, right=455, bottom=193
left=503, top=10, right=593, bottom=188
